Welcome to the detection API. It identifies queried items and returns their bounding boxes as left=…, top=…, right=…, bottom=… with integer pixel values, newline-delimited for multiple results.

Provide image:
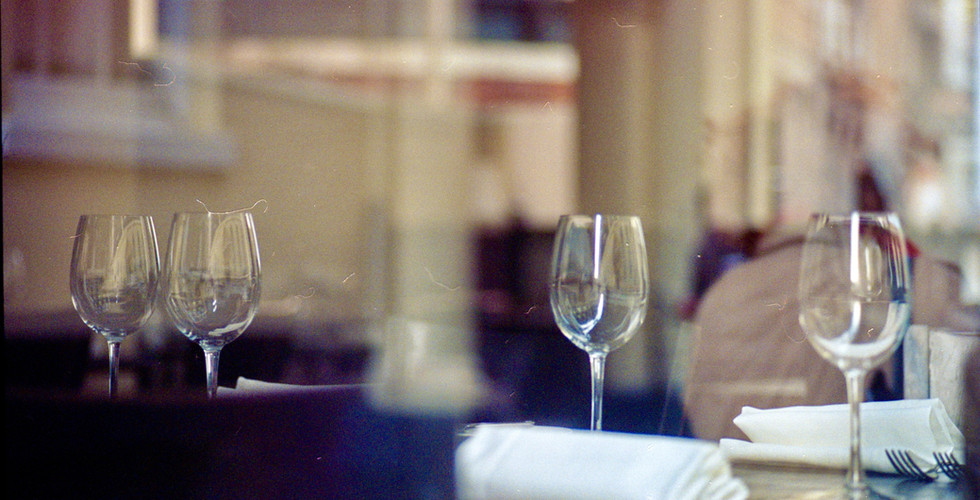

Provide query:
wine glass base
left=803, top=484, right=897, bottom=500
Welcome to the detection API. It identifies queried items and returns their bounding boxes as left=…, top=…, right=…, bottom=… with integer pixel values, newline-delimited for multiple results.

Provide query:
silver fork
left=932, top=451, right=964, bottom=480
left=884, top=449, right=937, bottom=481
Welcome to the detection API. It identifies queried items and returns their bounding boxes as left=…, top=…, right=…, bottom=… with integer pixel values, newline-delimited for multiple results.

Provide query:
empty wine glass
left=70, top=215, right=160, bottom=399
left=549, top=214, right=649, bottom=431
left=161, top=211, right=261, bottom=398
left=799, top=212, right=911, bottom=499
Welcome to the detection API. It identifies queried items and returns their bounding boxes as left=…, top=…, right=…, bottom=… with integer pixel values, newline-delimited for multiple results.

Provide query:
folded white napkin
left=719, top=399, right=964, bottom=473
left=456, top=425, right=748, bottom=500
left=216, top=376, right=363, bottom=396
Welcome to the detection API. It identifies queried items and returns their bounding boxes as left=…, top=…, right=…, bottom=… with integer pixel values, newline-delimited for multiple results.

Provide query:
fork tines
left=885, top=449, right=935, bottom=481
left=932, top=451, right=964, bottom=480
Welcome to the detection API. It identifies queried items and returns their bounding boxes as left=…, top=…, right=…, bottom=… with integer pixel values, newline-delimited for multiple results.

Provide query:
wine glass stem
left=204, top=348, right=222, bottom=399
left=588, top=353, right=607, bottom=431
left=845, top=369, right=868, bottom=497
left=107, top=340, right=121, bottom=399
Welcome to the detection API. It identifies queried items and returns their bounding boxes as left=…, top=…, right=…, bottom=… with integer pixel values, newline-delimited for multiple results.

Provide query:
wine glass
left=798, top=212, right=911, bottom=498
left=70, top=215, right=160, bottom=399
left=161, top=211, right=261, bottom=398
left=549, top=214, right=649, bottom=431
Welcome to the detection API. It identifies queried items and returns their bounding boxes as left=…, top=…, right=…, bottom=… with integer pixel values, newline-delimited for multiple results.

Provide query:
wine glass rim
left=78, top=213, right=155, bottom=219
left=172, top=210, right=256, bottom=218
left=808, top=210, right=900, bottom=219
left=558, top=213, right=642, bottom=220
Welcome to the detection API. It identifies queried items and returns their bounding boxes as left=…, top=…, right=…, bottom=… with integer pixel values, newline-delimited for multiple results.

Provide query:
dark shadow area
left=5, top=388, right=457, bottom=500
left=4, top=311, right=91, bottom=391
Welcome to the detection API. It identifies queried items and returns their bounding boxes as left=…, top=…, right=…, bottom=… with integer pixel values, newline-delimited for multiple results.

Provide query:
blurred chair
left=683, top=230, right=841, bottom=441
left=683, top=228, right=979, bottom=441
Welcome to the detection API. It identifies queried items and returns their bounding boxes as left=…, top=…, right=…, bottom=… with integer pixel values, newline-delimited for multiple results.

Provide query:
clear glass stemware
left=549, top=214, right=650, bottom=431
left=161, top=211, right=261, bottom=398
left=70, top=214, right=160, bottom=399
left=798, top=212, right=911, bottom=499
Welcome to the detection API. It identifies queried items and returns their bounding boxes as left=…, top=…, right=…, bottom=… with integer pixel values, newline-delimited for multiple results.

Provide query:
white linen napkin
left=216, top=376, right=363, bottom=396
left=719, top=399, right=964, bottom=473
left=456, top=424, right=748, bottom=500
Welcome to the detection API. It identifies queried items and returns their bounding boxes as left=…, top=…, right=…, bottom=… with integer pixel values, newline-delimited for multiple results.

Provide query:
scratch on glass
left=723, top=61, right=740, bottom=80
left=342, top=272, right=356, bottom=283
left=195, top=199, right=269, bottom=214
left=611, top=17, right=637, bottom=28
left=154, top=62, right=176, bottom=86
left=786, top=327, right=807, bottom=343
left=295, top=287, right=316, bottom=299
left=117, top=60, right=176, bottom=86
left=424, top=266, right=461, bottom=291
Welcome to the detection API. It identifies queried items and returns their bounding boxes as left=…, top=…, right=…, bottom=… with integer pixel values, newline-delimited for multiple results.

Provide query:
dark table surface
left=5, top=387, right=458, bottom=500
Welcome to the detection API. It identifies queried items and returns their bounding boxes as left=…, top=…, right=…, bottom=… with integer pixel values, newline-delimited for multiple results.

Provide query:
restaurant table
left=732, top=461, right=965, bottom=499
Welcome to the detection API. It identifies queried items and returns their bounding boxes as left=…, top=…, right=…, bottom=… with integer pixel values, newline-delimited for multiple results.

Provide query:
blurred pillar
left=700, top=0, right=750, bottom=231
left=573, top=0, right=703, bottom=392
left=366, top=100, right=483, bottom=416
left=362, top=1, right=483, bottom=415
left=187, top=0, right=222, bottom=134
left=423, top=0, right=454, bottom=103
left=745, top=0, right=776, bottom=226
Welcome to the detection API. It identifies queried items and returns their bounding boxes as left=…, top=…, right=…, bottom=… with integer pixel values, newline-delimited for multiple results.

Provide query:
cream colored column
left=186, top=0, right=222, bottom=134
left=700, top=0, right=750, bottom=231
left=129, top=0, right=160, bottom=59
left=423, top=0, right=454, bottom=104
left=367, top=100, right=483, bottom=415
left=365, top=0, right=483, bottom=415
left=746, top=1, right=776, bottom=226
left=574, top=0, right=703, bottom=391
left=863, top=0, right=909, bottom=213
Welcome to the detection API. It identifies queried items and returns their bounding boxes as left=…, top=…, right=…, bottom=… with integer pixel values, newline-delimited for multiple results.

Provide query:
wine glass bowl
left=798, top=212, right=910, bottom=498
left=161, top=211, right=261, bottom=398
left=799, top=214, right=910, bottom=373
left=549, top=214, right=649, bottom=430
left=70, top=214, right=160, bottom=398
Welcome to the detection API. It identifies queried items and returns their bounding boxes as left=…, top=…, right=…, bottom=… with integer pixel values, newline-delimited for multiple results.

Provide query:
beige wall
left=135, top=79, right=381, bottom=324
left=3, top=159, right=141, bottom=312
left=3, top=75, right=382, bottom=324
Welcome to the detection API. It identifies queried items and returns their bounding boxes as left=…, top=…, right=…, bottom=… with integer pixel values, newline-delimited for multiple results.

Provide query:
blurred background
left=3, top=0, right=978, bottom=431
